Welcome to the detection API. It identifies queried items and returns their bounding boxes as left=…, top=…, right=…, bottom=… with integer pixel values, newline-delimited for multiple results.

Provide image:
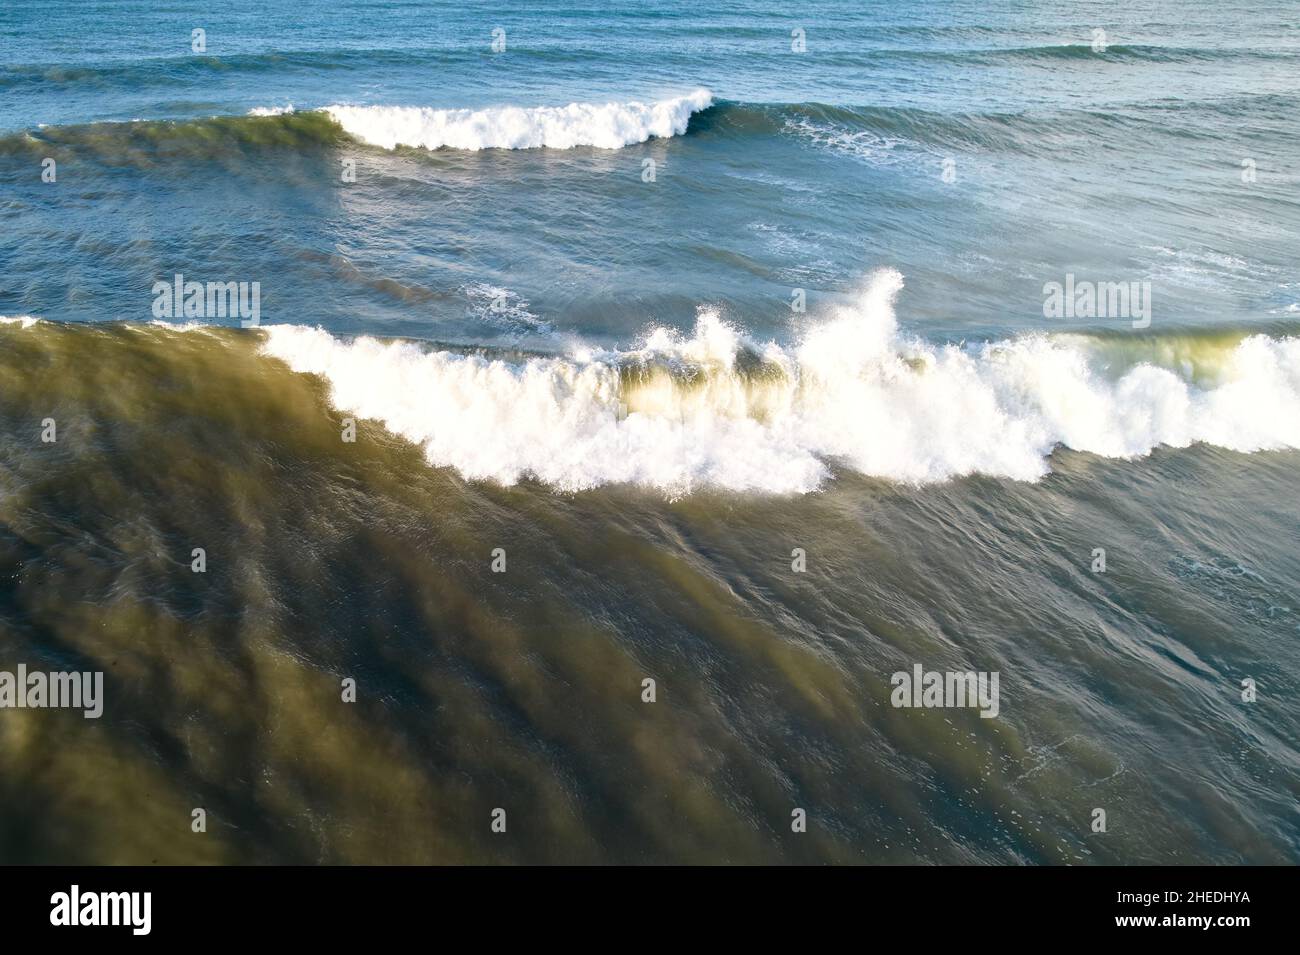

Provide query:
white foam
left=248, top=104, right=296, bottom=117
left=0, top=315, right=42, bottom=328
left=784, top=116, right=912, bottom=165
left=463, top=284, right=549, bottom=332
left=258, top=270, right=1300, bottom=494
left=321, top=89, right=713, bottom=151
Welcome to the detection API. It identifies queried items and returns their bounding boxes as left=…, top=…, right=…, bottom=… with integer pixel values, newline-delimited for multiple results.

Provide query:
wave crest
left=258, top=271, right=1300, bottom=494
left=321, top=89, right=713, bottom=150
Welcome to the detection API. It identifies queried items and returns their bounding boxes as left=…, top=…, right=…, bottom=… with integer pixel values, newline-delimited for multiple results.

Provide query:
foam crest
left=259, top=271, right=1300, bottom=494
left=321, top=89, right=713, bottom=151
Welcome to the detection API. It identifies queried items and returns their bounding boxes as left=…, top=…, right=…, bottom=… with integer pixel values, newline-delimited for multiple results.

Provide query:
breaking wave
left=0, top=90, right=712, bottom=157
left=321, top=89, right=713, bottom=150
left=253, top=271, right=1300, bottom=494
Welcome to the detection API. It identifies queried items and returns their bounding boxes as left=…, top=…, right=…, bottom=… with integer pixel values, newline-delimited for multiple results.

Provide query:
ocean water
left=1, top=0, right=1298, bottom=864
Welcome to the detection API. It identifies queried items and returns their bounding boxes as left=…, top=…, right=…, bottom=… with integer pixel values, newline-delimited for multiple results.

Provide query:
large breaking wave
left=254, top=270, right=1300, bottom=494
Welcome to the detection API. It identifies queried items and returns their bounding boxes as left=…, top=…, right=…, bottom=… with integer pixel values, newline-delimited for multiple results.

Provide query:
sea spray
left=257, top=270, right=1300, bottom=493
left=321, top=89, right=713, bottom=151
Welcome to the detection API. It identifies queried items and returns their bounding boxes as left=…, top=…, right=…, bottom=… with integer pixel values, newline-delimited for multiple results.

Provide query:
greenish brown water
left=1, top=321, right=1296, bottom=864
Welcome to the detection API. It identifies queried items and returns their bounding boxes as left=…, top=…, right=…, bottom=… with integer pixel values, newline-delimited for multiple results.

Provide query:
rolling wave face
left=0, top=90, right=713, bottom=160
left=322, top=89, right=713, bottom=150
left=257, top=271, right=1300, bottom=494
left=0, top=110, right=346, bottom=159
left=702, top=92, right=1300, bottom=159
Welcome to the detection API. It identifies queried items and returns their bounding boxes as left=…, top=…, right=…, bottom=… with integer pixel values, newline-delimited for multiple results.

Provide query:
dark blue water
left=4, top=0, right=1299, bottom=343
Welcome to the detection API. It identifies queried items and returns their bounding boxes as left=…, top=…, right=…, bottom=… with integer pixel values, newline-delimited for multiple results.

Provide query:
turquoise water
left=0, top=1, right=1298, bottom=864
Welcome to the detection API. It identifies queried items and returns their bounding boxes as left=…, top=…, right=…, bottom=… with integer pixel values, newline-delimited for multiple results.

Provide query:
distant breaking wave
left=0, top=90, right=713, bottom=156
left=320, top=89, right=713, bottom=150
left=253, top=271, right=1300, bottom=494
left=8, top=91, right=1300, bottom=162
